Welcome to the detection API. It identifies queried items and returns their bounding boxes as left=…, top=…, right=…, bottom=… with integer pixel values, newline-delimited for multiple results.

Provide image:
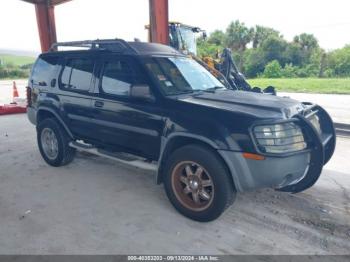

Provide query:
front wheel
left=163, top=144, right=236, bottom=222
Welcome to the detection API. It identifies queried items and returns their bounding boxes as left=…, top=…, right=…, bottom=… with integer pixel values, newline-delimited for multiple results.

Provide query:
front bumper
left=219, top=104, right=336, bottom=193
left=218, top=149, right=311, bottom=192
left=277, top=104, right=336, bottom=193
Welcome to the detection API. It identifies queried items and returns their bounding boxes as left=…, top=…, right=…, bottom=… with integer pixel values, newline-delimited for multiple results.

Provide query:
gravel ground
left=0, top=114, right=349, bottom=255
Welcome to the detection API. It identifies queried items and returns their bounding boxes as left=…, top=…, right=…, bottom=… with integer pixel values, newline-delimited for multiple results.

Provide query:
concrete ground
left=0, top=114, right=349, bottom=255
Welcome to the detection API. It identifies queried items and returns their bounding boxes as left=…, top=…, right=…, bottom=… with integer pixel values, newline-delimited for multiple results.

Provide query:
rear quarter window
left=31, top=56, right=58, bottom=86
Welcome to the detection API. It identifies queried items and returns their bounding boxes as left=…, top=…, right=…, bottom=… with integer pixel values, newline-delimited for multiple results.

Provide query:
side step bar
left=69, top=141, right=158, bottom=172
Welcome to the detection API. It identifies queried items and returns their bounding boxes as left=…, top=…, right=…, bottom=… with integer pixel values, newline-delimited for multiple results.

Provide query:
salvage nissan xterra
left=27, top=39, right=336, bottom=221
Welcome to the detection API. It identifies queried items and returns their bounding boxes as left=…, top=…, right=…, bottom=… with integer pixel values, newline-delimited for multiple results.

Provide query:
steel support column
left=149, top=0, right=169, bottom=45
left=35, top=3, right=57, bottom=52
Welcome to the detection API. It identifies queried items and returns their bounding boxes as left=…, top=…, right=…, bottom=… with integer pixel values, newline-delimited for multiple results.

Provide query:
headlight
left=253, top=122, right=306, bottom=153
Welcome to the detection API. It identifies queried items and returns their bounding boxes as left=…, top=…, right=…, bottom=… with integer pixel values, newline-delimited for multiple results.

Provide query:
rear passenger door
left=91, top=56, right=165, bottom=159
left=58, top=56, right=96, bottom=139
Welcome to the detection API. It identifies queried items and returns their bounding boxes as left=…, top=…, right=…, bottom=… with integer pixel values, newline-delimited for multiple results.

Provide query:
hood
left=175, top=90, right=305, bottom=119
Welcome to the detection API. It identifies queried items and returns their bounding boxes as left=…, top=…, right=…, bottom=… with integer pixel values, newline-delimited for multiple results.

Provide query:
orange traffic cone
left=13, top=81, right=19, bottom=99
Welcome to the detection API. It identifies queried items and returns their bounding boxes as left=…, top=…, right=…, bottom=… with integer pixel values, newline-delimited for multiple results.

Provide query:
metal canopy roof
left=21, top=0, right=72, bottom=6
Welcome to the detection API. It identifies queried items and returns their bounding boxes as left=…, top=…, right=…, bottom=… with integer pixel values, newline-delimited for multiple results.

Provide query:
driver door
left=91, top=55, right=165, bottom=160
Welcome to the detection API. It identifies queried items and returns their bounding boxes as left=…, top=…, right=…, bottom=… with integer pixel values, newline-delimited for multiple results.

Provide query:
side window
left=31, top=56, right=58, bottom=86
left=60, top=58, right=94, bottom=92
left=101, top=60, right=134, bottom=96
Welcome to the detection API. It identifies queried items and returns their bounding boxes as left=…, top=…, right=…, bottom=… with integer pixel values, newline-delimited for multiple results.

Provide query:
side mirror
left=130, top=84, right=155, bottom=101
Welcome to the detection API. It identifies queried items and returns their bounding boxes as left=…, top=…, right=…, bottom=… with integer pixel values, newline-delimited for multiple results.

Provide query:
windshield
left=178, top=27, right=197, bottom=55
left=144, top=57, right=225, bottom=96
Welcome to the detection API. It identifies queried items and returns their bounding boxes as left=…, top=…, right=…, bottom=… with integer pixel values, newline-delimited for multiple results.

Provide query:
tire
left=163, top=144, right=236, bottom=222
left=37, top=118, right=76, bottom=167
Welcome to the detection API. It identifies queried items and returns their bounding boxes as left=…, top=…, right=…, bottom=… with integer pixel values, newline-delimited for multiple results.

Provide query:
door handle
left=50, top=79, right=56, bottom=87
left=94, top=101, right=104, bottom=108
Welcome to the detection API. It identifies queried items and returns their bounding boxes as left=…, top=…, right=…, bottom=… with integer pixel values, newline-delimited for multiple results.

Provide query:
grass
left=248, top=78, right=350, bottom=94
left=0, top=54, right=35, bottom=66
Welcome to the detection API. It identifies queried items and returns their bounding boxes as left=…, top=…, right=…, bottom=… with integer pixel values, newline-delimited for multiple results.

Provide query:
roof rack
left=49, top=39, right=137, bottom=53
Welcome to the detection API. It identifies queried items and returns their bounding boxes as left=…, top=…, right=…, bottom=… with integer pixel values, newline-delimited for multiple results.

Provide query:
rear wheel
left=37, top=118, right=76, bottom=167
left=163, top=144, right=235, bottom=222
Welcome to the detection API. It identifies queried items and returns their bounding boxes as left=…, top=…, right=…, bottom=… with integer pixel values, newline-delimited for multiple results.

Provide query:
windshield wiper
left=168, top=87, right=224, bottom=96
left=168, top=90, right=199, bottom=95
left=204, top=86, right=225, bottom=92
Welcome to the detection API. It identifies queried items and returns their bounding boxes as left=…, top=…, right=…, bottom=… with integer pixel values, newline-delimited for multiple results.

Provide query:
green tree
left=292, top=33, right=320, bottom=66
left=197, top=38, right=221, bottom=58
left=225, top=20, right=254, bottom=70
left=308, top=48, right=326, bottom=77
left=207, top=30, right=226, bottom=46
left=252, top=25, right=280, bottom=48
left=281, top=64, right=298, bottom=78
left=195, top=20, right=350, bottom=79
left=262, top=60, right=282, bottom=78
left=261, top=35, right=287, bottom=64
left=327, top=45, right=350, bottom=77
left=225, top=20, right=253, bottom=51
left=293, top=33, right=319, bottom=51
left=243, top=48, right=266, bottom=77
left=284, top=43, right=303, bottom=66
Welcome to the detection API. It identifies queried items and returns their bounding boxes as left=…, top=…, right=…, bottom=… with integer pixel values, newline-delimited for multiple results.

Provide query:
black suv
left=27, top=39, right=336, bottom=221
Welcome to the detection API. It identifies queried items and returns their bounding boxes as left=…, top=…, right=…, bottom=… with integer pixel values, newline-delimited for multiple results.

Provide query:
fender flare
left=37, top=106, right=74, bottom=139
left=156, top=132, right=233, bottom=185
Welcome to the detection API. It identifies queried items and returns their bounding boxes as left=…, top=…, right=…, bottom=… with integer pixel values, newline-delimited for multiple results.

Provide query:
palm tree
left=252, top=25, right=281, bottom=49
left=225, top=20, right=254, bottom=70
left=293, top=33, right=319, bottom=51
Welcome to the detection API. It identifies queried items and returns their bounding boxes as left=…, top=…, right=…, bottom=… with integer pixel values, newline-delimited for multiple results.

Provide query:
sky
left=0, top=0, right=350, bottom=52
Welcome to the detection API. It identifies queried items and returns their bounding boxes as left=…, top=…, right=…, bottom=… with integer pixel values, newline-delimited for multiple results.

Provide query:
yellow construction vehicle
left=146, top=22, right=275, bottom=94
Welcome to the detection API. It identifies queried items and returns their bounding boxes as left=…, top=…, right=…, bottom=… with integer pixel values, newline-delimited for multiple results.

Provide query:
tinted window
left=61, top=58, right=94, bottom=91
left=101, top=60, right=134, bottom=96
left=31, top=56, right=58, bottom=86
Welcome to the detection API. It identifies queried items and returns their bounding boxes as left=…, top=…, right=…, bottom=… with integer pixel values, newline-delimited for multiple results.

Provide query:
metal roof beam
left=149, top=0, right=169, bottom=45
left=20, top=0, right=72, bottom=52
left=34, top=3, right=57, bottom=52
